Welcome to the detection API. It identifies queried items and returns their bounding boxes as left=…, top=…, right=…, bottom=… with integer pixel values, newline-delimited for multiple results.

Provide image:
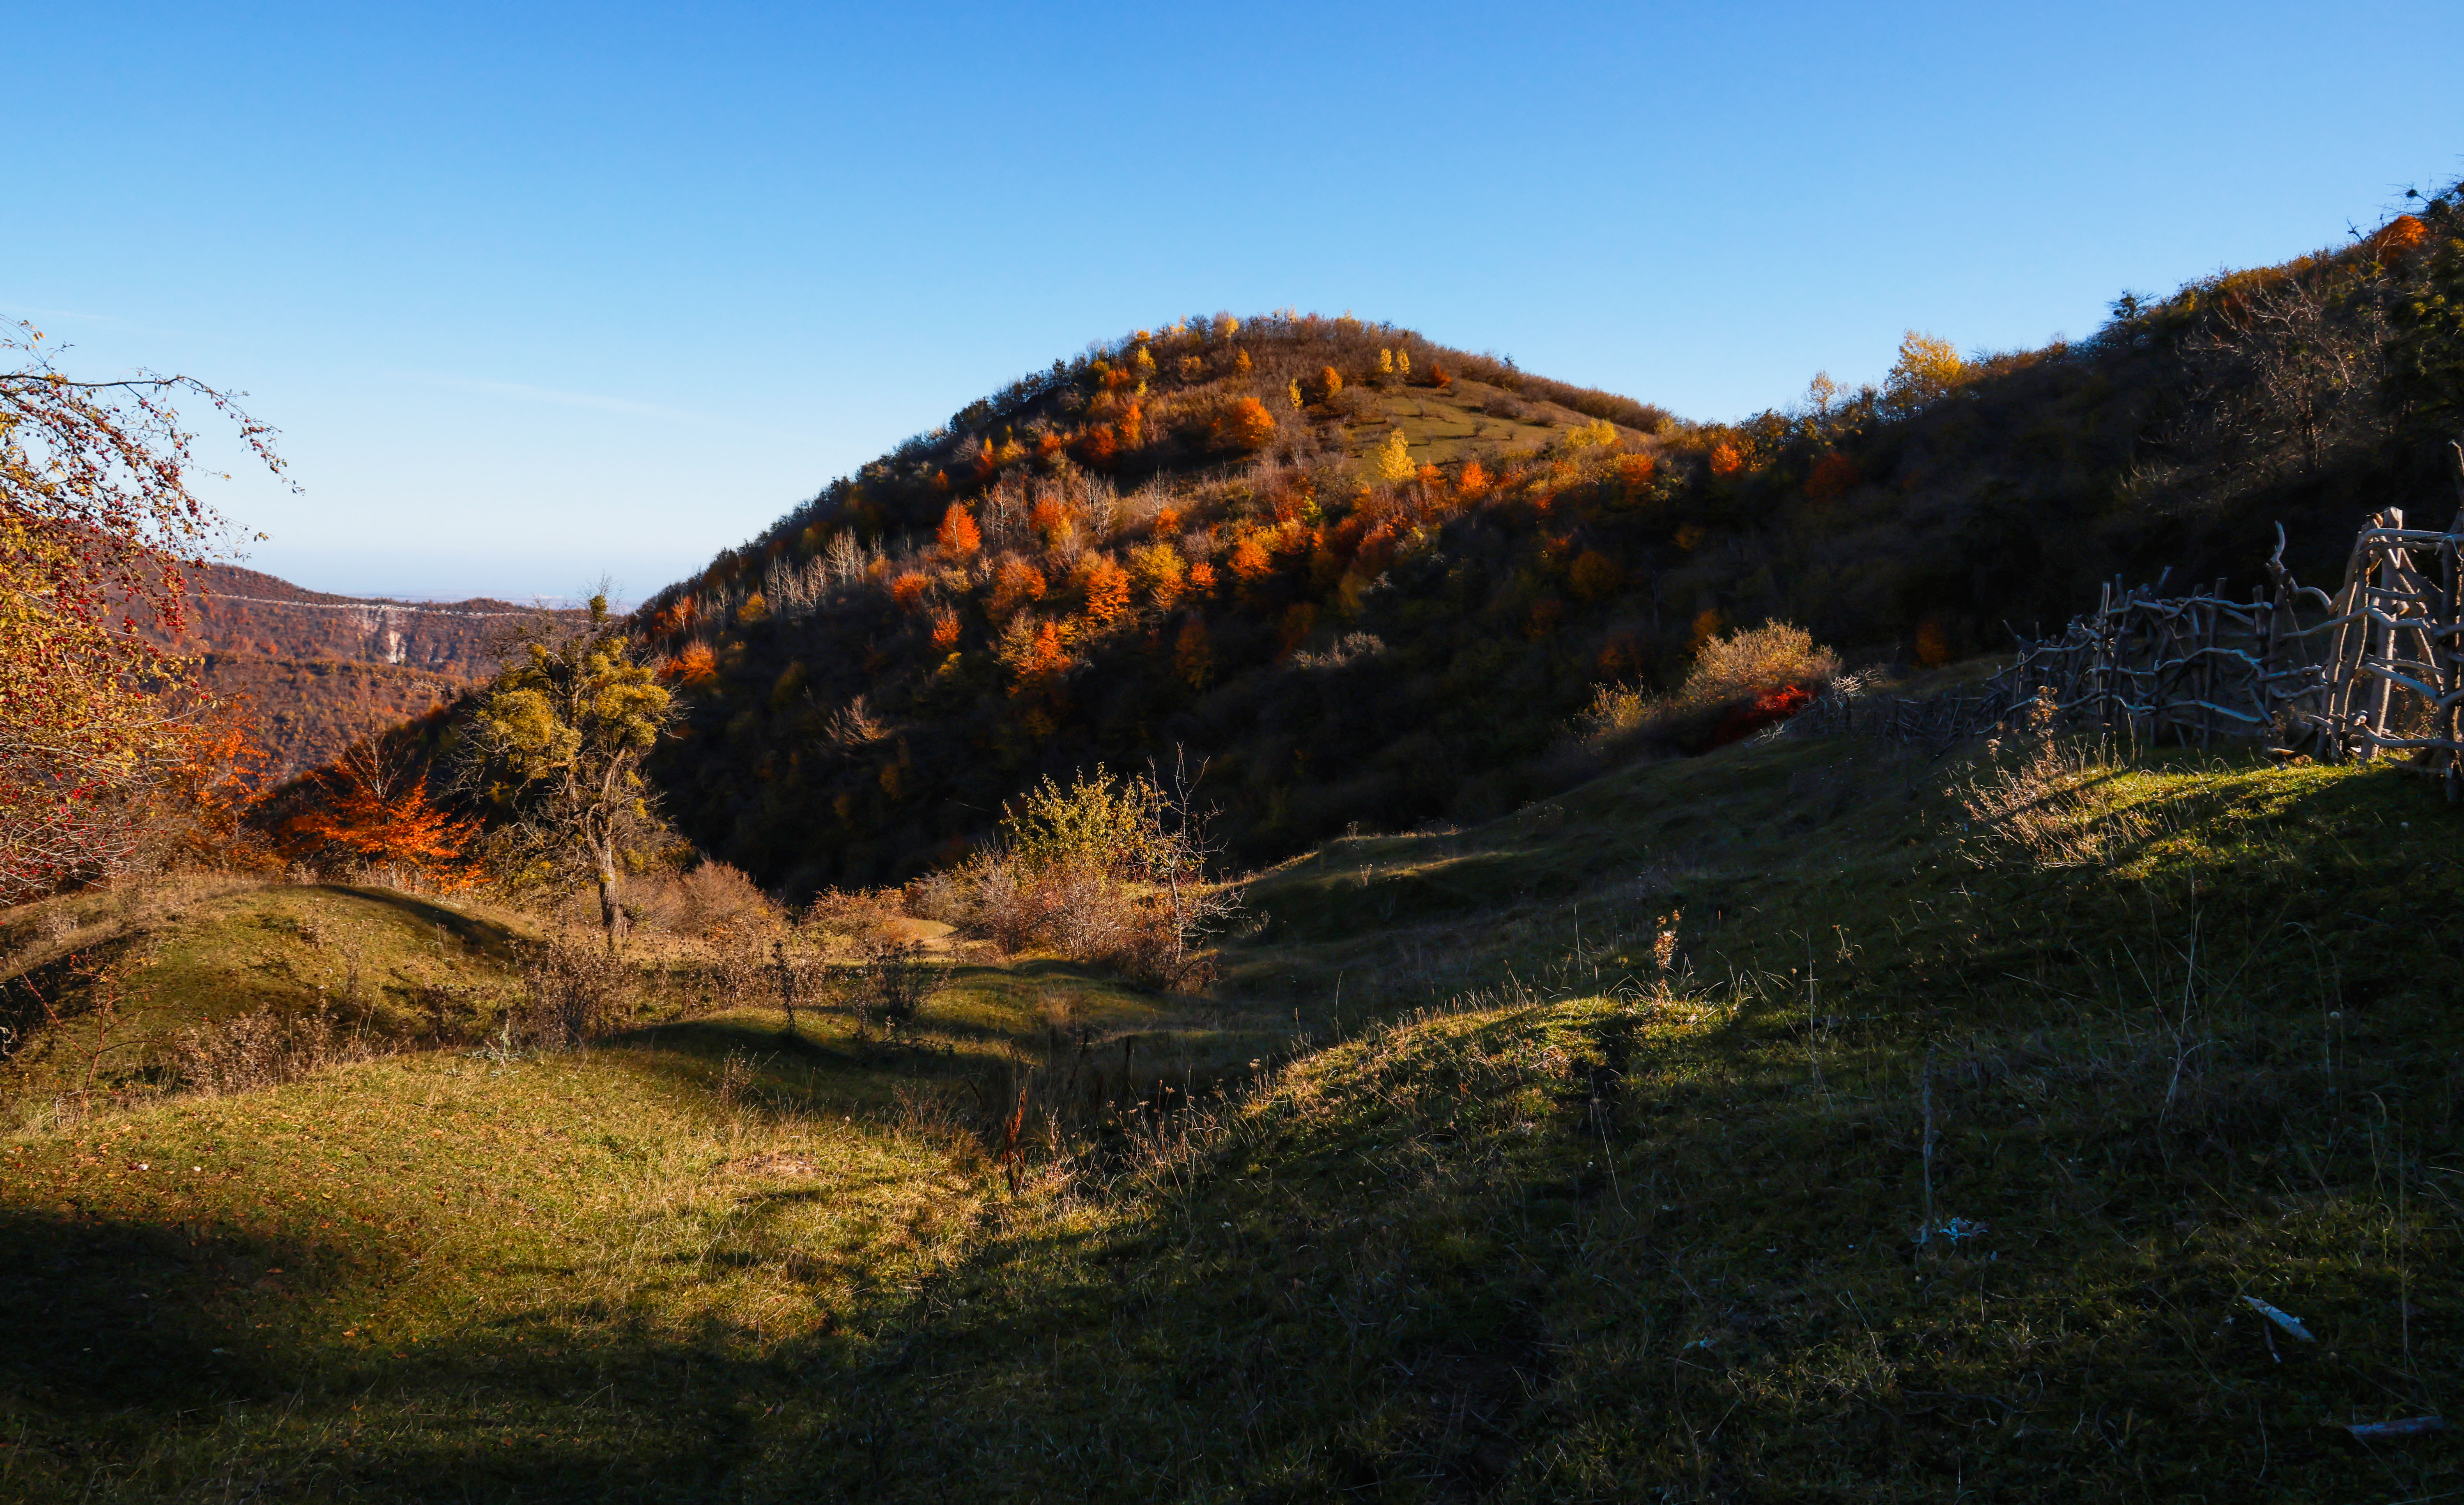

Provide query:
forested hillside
left=640, top=193, right=2464, bottom=893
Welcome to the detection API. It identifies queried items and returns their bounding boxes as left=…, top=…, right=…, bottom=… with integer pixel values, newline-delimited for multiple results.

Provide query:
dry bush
left=929, top=764, right=1238, bottom=990
left=170, top=1001, right=384, bottom=1096
left=1582, top=622, right=1839, bottom=755
left=627, top=859, right=780, bottom=939
left=510, top=937, right=636, bottom=1047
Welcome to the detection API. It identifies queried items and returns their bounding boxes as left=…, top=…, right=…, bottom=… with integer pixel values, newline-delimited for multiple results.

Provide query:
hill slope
left=637, top=189, right=2464, bottom=894
left=3, top=729, right=2459, bottom=1500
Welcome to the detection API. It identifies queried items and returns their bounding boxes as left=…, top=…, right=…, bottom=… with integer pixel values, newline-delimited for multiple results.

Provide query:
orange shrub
left=990, top=558, right=1049, bottom=619
left=1214, top=395, right=1278, bottom=452
left=280, top=746, right=480, bottom=882
left=937, top=503, right=981, bottom=559
left=1279, top=602, right=1318, bottom=654
left=1075, top=553, right=1132, bottom=625
left=1034, top=430, right=1067, bottom=459
left=1073, top=423, right=1118, bottom=467
left=1709, top=442, right=1745, bottom=476
left=1175, top=616, right=1212, bottom=689
left=1229, top=531, right=1275, bottom=580
left=930, top=610, right=962, bottom=649
left=1187, top=560, right=1217, bottom=595
left=1316, top=366, right=1343, bottom=402
left=1028, top=495, right=1071, bottom=547
left=2377, top=214, right=2428, bottom=258
left=664, top=642, right=718, bottom=685
left=890, top=571, right=931, bottom=611
left=1616, top=453, right=1656, bottom=490
left=1457, top=459, right=1491, bottom=499
left=1119, top=400, right=1145, bottom=448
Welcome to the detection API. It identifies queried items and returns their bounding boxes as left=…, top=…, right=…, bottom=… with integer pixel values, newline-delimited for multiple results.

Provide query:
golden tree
left=1884, top=330, right=1967, bottom=410
left=1367, top=427, right=1415, bottom=483
left=462, top=596, right=676, bottom=948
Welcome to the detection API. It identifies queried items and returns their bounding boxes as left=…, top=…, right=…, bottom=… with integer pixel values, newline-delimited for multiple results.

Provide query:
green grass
left=6, top=732, right=2464, bottom=1499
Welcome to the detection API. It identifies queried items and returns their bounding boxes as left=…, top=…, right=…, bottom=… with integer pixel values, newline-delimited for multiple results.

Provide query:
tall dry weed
left=170, top=1000, right=385, bottom=1095
left=1959, top=689, right=2154, bottom=868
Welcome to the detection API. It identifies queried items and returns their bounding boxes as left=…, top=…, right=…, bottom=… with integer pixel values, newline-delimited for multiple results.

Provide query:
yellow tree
left=1368, top=427, right=1416, bottom=483
left=463, top=595, right=676, bottom=947
left=1884, top=330, right=1967, bottom=410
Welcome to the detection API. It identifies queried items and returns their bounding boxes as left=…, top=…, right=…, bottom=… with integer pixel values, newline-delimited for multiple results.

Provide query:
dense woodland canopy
left=627, top=191, right=2464, bottom=895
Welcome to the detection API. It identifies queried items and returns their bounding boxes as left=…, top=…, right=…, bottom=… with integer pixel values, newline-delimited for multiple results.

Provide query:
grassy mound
left=5, top=729, right=2462, bottom=1500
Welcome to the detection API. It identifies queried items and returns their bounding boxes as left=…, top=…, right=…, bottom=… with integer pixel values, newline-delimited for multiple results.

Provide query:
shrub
left=1075, top=553, right=1133, bottom=625
left=1566, top=417, right=1618, bottom=449
left=1884, top=330, right=1967, bottom=410
left=1128, top=541, right=1186, bottom=609
left=170, top=1000, right=384, bottom=1096
left=989, top=558, right=1049, bottom=618
left=947, top=766, right=1236, bottom=988
left=1581, top=621, right=1839, bottom=755
left=847, top=934, right=935, bottom=1036
left=1804, top=451, right=1857, bottom=501
left=1568, top=550, right=1623, bottom=601
left=1214, top=396, right=1278, bottom=452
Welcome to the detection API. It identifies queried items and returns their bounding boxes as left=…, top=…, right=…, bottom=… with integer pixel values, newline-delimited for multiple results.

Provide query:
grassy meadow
left=5, top=720, right=2463, bottom=1500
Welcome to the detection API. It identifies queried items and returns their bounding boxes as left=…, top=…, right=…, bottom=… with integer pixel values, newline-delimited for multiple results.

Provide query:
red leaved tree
left=280, top=741, right=482, bottom=885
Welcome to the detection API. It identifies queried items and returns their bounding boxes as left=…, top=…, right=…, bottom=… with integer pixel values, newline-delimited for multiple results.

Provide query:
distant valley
left=163, top=563, right=575, bottom=775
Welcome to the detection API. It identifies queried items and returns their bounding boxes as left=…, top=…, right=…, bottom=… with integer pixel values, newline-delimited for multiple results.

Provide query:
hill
left=154, top=564, right=578, bottom=776
left=635, top=189, right=2464, bottom=895
left=3, top=727, right=2458, bottom=1500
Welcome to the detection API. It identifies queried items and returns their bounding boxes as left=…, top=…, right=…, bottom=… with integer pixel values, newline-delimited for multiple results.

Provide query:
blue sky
left=12, top=1, right=2460, bottom=601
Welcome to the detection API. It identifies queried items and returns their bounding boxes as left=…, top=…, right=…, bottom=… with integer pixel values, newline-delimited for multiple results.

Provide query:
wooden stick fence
left=1799, top=437, right=2464, bottom=795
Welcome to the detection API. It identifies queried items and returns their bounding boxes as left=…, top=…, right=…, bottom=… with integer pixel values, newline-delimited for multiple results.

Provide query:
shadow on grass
left=317, top=884, right=526, bottom=957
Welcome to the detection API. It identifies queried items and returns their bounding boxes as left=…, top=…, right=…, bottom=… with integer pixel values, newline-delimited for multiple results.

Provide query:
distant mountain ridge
left=160, top=563, right=582, bottom=776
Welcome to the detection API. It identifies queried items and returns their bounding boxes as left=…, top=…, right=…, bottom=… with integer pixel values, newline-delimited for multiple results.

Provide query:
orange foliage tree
left=1568, top=550, right=1624, bottom=602
left=1213, top=396, right=1278, bottom=452
left=990, top=558, right=1049, bottom=619
left=1075, top=554, right=1132, bottom=625
left=1073, top=423, right=1118, bottom=467
left=1174, top=616, right=1213, bottom=689
left=663, top=642, right=718, bottom=685
left=937, top=503, right=981, bottom=559
left=281, top=742, right=481, bottom=884
left=2377, top=214, right=2428, bottom=259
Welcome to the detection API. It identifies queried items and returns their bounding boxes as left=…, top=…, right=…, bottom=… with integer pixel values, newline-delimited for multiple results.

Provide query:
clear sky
left=12, top=2, right=2460, bottom=601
